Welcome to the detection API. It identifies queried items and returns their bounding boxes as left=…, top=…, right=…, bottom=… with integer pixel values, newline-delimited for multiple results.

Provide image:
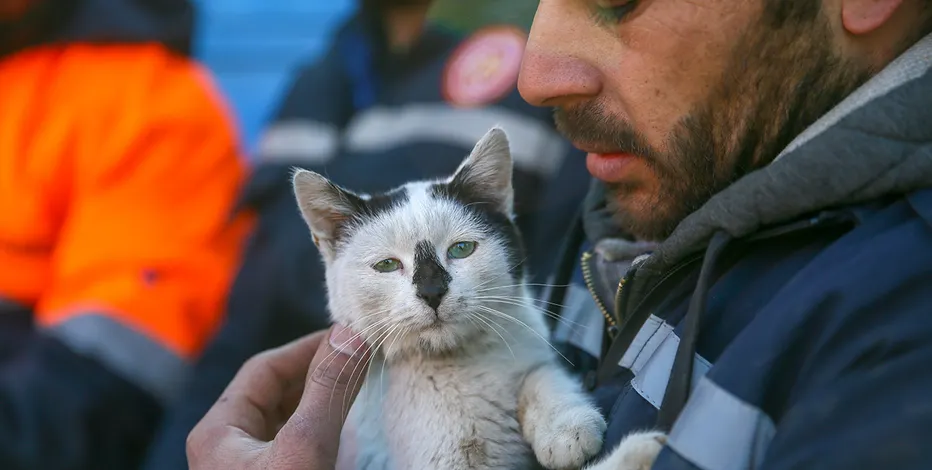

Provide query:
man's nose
left=518, top=3, right=602, bottom=108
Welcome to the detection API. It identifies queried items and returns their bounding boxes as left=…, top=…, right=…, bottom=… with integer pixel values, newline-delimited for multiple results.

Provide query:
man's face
left=518, top=0, right=872, bottom=241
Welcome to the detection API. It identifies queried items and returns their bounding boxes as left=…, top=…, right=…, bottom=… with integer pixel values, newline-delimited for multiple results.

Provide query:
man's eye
left=595, top=0, right=638, bottom=23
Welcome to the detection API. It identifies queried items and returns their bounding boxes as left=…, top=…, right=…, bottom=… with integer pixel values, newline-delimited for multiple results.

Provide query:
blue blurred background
left=192, top=0, right=357, bottom=152
left=191, top=0, right=539, bottom=153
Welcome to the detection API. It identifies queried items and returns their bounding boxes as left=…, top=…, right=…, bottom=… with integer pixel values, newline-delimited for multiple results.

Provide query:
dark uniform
left=142, top=8, right=591, bottom=469
left=544, top=36, right=932, bottom=470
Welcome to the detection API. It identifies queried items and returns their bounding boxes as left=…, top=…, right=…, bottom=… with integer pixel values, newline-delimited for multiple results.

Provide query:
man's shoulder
left=786, top=190, right=932, bottom=312
left=723, top=190, right=932, bottom=386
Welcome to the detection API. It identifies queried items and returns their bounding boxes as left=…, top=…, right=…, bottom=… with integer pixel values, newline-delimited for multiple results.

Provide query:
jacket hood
left=586, top=32, right=932, bottom=277
left=3, top=0, right=194, bottom=58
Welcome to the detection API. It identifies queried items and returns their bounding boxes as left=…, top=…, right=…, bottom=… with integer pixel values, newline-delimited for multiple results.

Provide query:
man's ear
left=841, top=0, right=903, bottom=34
left=448, top=126, right=515, bottom=215
left=292, top=169, right=363, bottom=262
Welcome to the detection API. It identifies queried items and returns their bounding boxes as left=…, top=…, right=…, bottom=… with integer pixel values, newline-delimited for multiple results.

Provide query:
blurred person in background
left=140, top=0, right=592, bottom=467
left=0, top=0, right=253, bottom=468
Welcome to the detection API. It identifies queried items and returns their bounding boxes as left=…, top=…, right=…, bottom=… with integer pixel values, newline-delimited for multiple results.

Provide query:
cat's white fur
left=583, top=431, right=667, bottom=470
left=293, top=127, right=665, bottom=470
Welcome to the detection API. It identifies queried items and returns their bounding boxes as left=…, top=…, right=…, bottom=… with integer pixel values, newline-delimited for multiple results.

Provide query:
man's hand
left=187, top=324, right=371, bottom=470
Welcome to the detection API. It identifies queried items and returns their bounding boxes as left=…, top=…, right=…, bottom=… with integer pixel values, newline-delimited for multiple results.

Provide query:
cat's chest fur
left=349, top=342, right=546, bottom=470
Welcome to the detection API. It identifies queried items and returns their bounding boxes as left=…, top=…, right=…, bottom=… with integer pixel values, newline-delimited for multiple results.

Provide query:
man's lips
left=585, top=152, right=636, bottom=182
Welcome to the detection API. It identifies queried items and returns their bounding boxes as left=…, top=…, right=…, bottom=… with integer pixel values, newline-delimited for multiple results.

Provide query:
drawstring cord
left=544, top=205, right=857, bottom=431
left=656, top=230, right=733, bottom=431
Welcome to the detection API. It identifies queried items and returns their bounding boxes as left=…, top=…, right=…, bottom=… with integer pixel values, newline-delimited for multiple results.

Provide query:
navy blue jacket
left=0, top=1, right=194, bottom=469
left=545, top=35, right=932, bottom=469
left=141, top=10, right=590, bottom=469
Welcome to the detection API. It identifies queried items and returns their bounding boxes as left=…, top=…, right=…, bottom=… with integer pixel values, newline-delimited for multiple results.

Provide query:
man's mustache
left=553, top=104, right=656, bottom=158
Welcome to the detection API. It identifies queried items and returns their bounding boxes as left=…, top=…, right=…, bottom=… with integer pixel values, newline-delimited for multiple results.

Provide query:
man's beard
left=555, top=14, right=874, bottom=241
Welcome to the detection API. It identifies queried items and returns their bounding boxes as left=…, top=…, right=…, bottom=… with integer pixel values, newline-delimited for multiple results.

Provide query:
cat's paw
left=531, top=405, right=607, bottom=470
left=584, top=431, right=667, bottom=470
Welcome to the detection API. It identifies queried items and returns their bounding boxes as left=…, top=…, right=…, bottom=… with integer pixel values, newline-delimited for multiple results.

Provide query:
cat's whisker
left=477, top=312, right=521, bottom=344
left=312, top=316, right=396, bottom=417
left=477, top=295, right=575, bottom=315
left=463, top=200, right=493, bottom=210
left=467, top=312, right=516, bottom=360
left=315, top=315, right=396, bottom=381
left=343, top=321, right=395, bottom=417
left=339, top=330, right=380, bottom=421
left=354, top=322, right=401, bottom=409
left=475, top=294, right=573, bottom=318
left=474, top=282, right=572, bottom=293
left=476, top=305, right=575, bottom=367
left=330, top=321, right=395, bottom=420
left=474, top=296, right=589, bottom=330
left=462, top=313, right=482, bottom=331
left=327, top=312, right=395, bottom=356
left=475, top=294, right=569, bottom=312
left=334, top=322, right=397, bottom=421
left=473, top=292, right=573, bottom=309
left=372, top=324, right=405, bottom=422
left=472, top=276, right=502, bottom=292
left=342, top=307, right=396, bottom=330
left=511, top=256, right=530, bottom=271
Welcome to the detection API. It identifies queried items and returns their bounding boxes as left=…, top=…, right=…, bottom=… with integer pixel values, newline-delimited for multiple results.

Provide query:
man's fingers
left=191, top=331, right=328, bottom=444
left=274, top=324, right=371, bottom=465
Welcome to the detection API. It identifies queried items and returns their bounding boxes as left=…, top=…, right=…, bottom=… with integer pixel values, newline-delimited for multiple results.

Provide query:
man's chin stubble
left=606, top=187, right=685, bottom=242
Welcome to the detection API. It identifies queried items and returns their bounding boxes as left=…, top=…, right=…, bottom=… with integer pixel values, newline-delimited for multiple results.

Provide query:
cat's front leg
left=518, top=363, right=607, bottom=470
left=583, top=431, right=667, bottom=470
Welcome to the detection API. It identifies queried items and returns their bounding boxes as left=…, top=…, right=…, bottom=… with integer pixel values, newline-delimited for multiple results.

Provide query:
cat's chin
left=379, top=320, right=484, bottom=361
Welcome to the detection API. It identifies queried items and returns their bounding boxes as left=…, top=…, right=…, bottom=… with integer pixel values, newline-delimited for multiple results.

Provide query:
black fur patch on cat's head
left=429, top=181, right=525, bottom=280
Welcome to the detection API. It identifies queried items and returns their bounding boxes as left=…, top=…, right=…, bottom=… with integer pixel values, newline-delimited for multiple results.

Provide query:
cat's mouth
left=421, top=314, right=447, bottom=331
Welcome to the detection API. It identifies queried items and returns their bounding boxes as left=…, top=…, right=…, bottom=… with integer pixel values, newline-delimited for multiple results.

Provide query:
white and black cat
left=292, top=127, right=665, bottom=470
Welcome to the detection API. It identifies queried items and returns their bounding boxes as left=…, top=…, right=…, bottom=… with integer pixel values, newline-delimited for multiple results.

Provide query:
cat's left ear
left=292, top=169, right=363, bottom=262
left=449, top=126, right=514, bottom=215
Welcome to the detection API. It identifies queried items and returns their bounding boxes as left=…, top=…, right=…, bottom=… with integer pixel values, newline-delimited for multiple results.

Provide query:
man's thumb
left=276, top=324, right=371, bottom=462
left=308, top=324, right=371, bottom=408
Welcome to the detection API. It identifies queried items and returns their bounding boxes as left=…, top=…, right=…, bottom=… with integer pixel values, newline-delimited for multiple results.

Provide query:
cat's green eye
left=373, top=258, right=402, bottom=273
left=447, top=241, right=478, bottom=259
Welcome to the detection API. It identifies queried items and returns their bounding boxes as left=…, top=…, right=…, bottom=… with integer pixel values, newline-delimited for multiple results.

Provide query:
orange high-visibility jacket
left=0, top=42, right=255, bottom=401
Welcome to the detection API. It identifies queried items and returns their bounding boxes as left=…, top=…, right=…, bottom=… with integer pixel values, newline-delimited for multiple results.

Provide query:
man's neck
left=384, top=5, right=430, bottom=51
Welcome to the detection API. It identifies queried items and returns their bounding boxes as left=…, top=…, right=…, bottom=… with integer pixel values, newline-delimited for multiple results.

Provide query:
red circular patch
left=442, top=26, right=527, bottom=107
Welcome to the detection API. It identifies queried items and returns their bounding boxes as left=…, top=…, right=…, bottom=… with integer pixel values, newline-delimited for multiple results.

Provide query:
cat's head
left=292, top=127, right=526, bottom=358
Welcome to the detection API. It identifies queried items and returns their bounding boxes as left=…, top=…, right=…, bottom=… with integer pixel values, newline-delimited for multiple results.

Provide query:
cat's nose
left=417, top=283, right=448, bottom=311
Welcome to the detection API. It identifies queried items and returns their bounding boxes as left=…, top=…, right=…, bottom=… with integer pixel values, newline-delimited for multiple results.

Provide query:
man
left=144, top=0, right=590, bottom=468
left=189, top=0, right=932, bottom=468
left=0, top=0, right=253, bottom=468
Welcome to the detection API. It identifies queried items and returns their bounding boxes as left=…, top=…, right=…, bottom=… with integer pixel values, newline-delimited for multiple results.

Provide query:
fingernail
left=329, top=324, right=367, bottom=357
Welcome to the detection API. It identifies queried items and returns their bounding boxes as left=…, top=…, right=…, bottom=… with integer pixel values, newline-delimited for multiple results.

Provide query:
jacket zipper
left=594, top=254, right=705, bottom=383
left=580, top=250, right=621, bottom=339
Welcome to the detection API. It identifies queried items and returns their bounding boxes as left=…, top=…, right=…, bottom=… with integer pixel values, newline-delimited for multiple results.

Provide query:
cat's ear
left=292, top=169, right=362, bottom=261
left=450, top=126, right=514, bottom=215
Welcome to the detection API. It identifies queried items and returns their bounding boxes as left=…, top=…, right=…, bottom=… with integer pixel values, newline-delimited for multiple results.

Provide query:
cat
left=291, top=126, right=604, bottom=469
left=292, top=126, right=667, bottom=470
